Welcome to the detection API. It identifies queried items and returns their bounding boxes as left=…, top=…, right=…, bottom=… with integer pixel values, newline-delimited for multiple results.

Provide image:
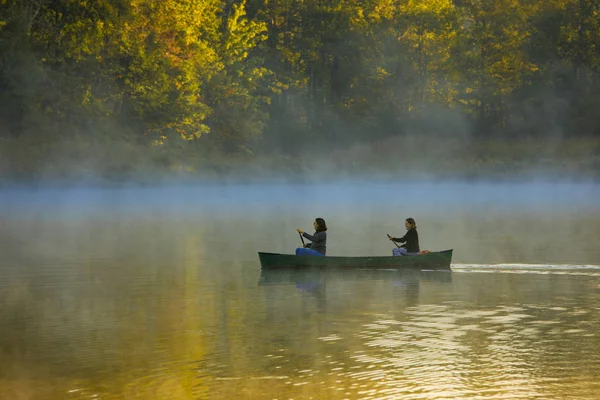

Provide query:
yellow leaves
left=126, top=0, right=221, bottom=68
left=400, top=0, right=454, bottom=15
left=151, top=119, right=210, bottom=145
left=176, top=122, right=210, bottom=141
left=370, top=0, right=397, bottom=22
left=151, top=134, right=168, bottom=146
left=251, top=67, right=270, bottom=79
left=349, top=7, right=367, bottom=29
left=375, top=67, right=390, bottom=80
left=223, top=0, right=268, bottom=65
left=82, top=86, right=93, bottom=106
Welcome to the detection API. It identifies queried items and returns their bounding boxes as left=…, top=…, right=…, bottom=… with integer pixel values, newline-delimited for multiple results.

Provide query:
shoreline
left=2, top=136, right=599, bottom=188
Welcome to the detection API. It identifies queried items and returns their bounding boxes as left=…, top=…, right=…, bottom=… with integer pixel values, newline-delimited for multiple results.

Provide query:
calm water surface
left=1, top=182, right=600, bottom=399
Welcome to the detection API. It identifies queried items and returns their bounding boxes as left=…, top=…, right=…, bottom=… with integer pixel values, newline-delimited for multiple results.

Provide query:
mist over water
left=2, top=180, right=599, bottom=264
left=1, top=180, right=600, bottom=399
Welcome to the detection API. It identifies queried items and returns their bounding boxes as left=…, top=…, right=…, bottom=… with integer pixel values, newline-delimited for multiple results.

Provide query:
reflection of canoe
left=258, top=249, right=453, bottom=271
left=259, top=268, right=452, bottom=286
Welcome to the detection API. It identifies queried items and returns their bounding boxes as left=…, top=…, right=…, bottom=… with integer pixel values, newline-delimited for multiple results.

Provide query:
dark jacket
left=392, top=228, right=420, bottom=253
left=302, top=231, right=327, bottom=255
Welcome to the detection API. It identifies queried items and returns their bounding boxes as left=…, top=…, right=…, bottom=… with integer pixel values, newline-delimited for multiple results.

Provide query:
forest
left=1, top=0, right=599, bottom=182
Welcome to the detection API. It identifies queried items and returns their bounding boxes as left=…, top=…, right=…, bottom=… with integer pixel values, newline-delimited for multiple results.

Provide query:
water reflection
left=259, top=269, right=453, bottom=308
left=259, top=268, right=452, bottom=287
left=2, top=183, right=600, bottom=399
left=250, top=271, right=600, bottom=400
left=3, top=261, right=600, bottom=399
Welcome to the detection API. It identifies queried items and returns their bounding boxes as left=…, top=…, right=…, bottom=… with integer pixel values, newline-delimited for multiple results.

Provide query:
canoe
left=258, top=249, right=453, bottom=271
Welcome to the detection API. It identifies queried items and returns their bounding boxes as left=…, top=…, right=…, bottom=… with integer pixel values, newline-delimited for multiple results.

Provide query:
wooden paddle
left=387, top=233, right=400, bottom=248
left=299, top=232, right=306, bottom=247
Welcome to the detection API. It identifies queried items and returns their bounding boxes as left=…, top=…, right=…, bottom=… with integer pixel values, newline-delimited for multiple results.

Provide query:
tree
left=451, top=0, right=539, bottom=134
left=202, top=0, right=273, bottom=153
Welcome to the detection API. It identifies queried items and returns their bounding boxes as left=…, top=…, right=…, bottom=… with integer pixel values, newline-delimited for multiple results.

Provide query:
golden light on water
left=1, top=187, right=600, bottom=399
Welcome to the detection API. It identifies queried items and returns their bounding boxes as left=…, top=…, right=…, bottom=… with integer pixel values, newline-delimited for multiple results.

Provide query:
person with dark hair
left=296, top=218, right=327, bottom=256
left=389, top=217, right=420, bottom=256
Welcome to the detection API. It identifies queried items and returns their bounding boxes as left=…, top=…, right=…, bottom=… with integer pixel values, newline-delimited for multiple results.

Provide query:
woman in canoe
left=389, top=217, right=422, bottom=256
left=296, top=217, right=327, bottom=256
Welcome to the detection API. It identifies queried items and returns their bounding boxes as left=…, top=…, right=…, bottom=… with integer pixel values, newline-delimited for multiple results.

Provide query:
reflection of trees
left=254, top=270, right=452, bottom=373
left=0, top=222, right=212, bottom=399
left=3, top=206, right=600, bottom=399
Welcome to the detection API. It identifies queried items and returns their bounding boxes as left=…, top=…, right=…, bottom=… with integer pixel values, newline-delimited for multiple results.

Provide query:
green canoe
left=258, top=249, right=453, bottom=271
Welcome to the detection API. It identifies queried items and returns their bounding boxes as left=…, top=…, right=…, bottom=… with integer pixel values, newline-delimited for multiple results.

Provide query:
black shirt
left=302, top=231, right=327, bottom=255
left=392, top=228, right=420, bottom=253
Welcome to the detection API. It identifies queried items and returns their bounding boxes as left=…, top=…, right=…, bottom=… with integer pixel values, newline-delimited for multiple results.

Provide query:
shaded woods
left=1, top=0, right=599, bottom=182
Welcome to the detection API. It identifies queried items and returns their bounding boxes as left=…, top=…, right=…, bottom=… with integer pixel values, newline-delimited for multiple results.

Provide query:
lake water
left=1, top=182, right=600, bottom=399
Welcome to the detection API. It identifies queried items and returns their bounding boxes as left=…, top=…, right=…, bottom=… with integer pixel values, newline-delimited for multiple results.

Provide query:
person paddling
left=296, top=218, right=327, bottom=256
left=389, top=217, right=420, bottom=256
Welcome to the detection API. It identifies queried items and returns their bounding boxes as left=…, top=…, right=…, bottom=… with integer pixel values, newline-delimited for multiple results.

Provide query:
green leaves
left=1, top=0, right=599, bottom=159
